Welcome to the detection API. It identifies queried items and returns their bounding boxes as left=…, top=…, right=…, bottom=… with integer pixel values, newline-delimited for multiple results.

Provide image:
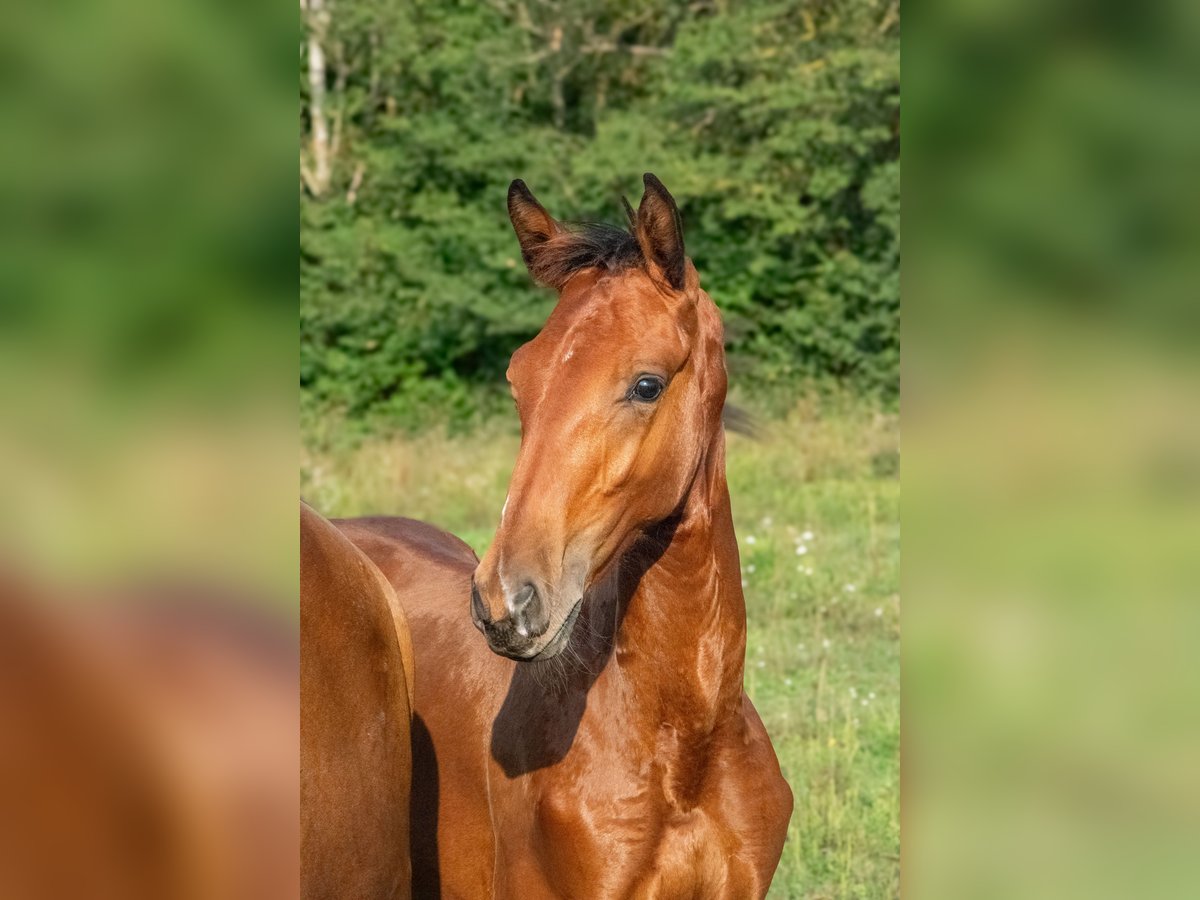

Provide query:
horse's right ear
left=507, top=180, right=561, bottom=282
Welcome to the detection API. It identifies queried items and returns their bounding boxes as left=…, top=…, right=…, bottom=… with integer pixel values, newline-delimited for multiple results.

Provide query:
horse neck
left=608, top=427, right=747, bottom=734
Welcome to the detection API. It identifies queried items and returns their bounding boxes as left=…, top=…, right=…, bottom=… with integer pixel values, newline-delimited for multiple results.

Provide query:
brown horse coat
left=339, top=174, right=792, bottom=898
left=0, top=575, right=298, bottom=900
left=300, top=502, right=415, bottom=900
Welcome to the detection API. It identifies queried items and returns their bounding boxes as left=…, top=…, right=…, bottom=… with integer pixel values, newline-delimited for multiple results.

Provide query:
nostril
left=510, top=583, right=548, bottom=639
left=510, top=583, right=536, bottom=615
left=470, top=582, right=490, bottom=627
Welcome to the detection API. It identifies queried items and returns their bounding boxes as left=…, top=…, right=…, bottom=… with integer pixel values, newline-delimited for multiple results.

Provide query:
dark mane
left=526, top=221, right=643, bottom=287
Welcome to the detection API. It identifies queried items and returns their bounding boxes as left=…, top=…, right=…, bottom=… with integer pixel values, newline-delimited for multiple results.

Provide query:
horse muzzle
left=471, top=579, right=582, bottom=661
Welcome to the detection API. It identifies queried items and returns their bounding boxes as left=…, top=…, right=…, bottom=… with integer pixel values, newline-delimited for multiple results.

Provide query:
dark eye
left=630, top=375, right=665, bottom=402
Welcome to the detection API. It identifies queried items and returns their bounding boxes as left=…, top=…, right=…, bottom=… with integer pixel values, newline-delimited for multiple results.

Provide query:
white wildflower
left=746, top=535, right=757, bottom=545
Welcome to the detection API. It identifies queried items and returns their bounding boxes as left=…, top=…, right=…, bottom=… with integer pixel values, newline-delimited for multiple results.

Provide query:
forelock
left=526, top=222, right=643, bottom=287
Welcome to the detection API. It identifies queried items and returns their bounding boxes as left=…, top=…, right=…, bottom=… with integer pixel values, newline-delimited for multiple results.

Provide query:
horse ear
left=620, top=195, right=637, bottom=231
left=507, top=180, right=561, bottom=279
left=635, top=173, right=686, bottom=291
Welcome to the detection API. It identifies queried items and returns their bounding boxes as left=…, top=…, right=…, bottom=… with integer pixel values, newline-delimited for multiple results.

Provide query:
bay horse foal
left=342, top=174, right=792, bottom=898
left=301, top=502, right=415, bottom=900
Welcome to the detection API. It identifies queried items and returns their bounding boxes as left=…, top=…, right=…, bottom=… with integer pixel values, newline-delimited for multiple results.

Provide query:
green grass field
left=302, top=401, right=899, bottom=898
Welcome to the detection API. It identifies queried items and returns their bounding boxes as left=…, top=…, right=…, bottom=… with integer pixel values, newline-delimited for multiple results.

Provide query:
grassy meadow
left=301, top=400, right=899, bottom=899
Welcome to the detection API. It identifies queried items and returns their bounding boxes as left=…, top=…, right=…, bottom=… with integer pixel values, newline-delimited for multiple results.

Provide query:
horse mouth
left=527, top=599, right=582, bottom=662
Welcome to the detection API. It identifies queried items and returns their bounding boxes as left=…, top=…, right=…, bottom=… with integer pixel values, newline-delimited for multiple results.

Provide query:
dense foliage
left=301, top=0, right=899, bottom=425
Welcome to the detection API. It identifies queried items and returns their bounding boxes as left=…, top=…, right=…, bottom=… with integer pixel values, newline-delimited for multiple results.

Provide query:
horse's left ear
left=635, top=173, right=687, bottom=291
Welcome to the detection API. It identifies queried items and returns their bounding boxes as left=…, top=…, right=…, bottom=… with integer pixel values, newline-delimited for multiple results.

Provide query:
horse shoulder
left=707, top=694, right=794, bottom=893
left=635, top=698, right=792, bottom=899
left=628, top=810, right=754, bottom=900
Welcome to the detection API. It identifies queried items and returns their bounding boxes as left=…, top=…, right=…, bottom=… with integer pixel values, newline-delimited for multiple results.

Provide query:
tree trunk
left=303, top=0, right=332, bottom=197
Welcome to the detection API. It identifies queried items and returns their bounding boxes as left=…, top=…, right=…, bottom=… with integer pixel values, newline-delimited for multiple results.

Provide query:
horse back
left=332, top=516, right=478, bottom=646
left=335, top=516, right=478, bottom=572
left=300, top=503, right=413, bottom=900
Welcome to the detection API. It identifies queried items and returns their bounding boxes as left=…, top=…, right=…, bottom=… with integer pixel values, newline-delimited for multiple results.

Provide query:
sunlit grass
left=301, top=399, right=900, bottom=898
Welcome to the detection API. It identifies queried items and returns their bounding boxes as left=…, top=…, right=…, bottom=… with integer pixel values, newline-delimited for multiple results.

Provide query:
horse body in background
left=0, top=577, right=298, bottom=900
left=343, top=174, right=792, bottom=898
left=300, top=502, right=415, bottom=900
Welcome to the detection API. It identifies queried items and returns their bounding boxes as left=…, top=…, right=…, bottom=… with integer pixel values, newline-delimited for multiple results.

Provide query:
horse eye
left=631, top=376, right=665, bottom=402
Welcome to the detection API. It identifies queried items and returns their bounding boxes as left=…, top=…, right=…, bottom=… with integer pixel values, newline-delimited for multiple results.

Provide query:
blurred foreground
left=0, top=577, right=298, bottom=899
left=0, top=0, right=295, bottom=895
left=906, top=0, right=1200, bottom=896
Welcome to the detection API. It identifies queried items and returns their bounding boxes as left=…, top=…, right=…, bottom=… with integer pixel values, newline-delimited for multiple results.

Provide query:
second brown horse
left=342, top=174, right=792, bottom=898
left=301, top=501, right=415, bottom=900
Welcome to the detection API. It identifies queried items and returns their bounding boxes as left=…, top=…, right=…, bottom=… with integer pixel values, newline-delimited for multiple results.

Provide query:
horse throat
left=610, top=428, right=747, bottom=737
